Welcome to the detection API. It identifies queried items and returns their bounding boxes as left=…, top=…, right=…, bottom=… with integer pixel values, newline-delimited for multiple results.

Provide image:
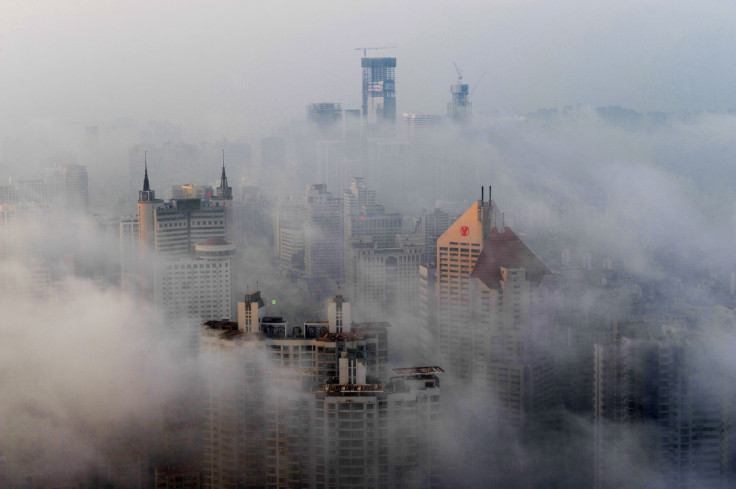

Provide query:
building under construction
left=361, top=57, right=396, bottom=132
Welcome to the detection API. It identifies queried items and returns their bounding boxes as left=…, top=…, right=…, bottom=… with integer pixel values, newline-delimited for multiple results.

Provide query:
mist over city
left=3, top=1, right=736, bottom=488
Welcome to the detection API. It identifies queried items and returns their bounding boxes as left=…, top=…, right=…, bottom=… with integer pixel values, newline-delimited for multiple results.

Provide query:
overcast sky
left=2, top=0, right=736, bottom=139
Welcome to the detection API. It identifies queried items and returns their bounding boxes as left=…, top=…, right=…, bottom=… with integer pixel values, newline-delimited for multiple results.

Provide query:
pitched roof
left=470, top=227, right=550, bottom=289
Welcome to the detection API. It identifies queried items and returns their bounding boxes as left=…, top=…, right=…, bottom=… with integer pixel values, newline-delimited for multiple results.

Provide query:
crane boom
left=355, top=46, right=397, bottom=57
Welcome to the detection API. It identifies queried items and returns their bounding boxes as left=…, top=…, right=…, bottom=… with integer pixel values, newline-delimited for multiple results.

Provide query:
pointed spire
left=142, top=151, right=150, bottom=192
left=217, top=148, right=232, bottom=200
left=220, top=149, right=228, bottom=187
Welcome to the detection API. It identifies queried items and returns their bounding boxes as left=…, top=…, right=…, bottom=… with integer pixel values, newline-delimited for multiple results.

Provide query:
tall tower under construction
left=361, top=57, right=397, bottom=133
left=448, top=74, right=471, bottom=123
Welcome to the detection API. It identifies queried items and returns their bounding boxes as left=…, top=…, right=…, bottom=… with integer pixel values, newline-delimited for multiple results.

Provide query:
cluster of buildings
left=3, top=53, right=736, bottom=489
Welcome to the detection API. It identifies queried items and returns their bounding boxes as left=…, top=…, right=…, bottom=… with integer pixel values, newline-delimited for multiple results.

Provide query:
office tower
left=154, top=237, right=235, bottom=325
left=401, top=113, right=436, bottom=146
left=361, top=57, right=396, bottom=134
left=343, top=178, right=402, bottom=249
left=275, top=199, right=306, bottom=273
left=447, top=75, right=471, bottom=124
left=435, top=187, right=555, bottom=434
left=344, top=235, right=423, bottom=322
left=307, top=103, right=343, bottom=139
left=435, top=192, right=495, bottom=379
left=303, top=184, right=343, bottom=295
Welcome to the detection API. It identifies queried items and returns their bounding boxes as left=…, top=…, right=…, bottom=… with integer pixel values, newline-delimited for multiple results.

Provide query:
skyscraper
left=447, top=76, right=471, bottom=124
left=303, top=184, right=343, bottom=296
left=361, top=57, right=396, bottom=134
left=435, top=191, right=496, bottom=379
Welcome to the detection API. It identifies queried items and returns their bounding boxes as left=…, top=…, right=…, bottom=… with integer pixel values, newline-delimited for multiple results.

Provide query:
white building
left=154, top=237, right=235, bottom=327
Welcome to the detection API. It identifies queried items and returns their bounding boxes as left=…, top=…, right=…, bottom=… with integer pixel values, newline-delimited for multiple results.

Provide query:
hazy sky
left=2, top=0, right=736, bottom=139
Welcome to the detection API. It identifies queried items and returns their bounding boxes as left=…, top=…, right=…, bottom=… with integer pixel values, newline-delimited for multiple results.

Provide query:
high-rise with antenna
left=357, top=47, right=397, bottom=135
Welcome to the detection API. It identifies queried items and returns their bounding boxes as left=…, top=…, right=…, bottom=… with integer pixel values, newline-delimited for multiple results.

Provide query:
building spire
left=143, top=151, right=150, bottom=192
left=220, top=149, right=228, bottom=188
left=217, top=149, right=232, bottom=200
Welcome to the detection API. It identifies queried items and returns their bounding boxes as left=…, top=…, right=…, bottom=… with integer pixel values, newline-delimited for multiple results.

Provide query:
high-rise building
left=435, top=192, right=496, bottom=380
left=401, top=113, right=437, bottom=146
left=361, top=57, right=396, bottom=134
left=447, top=76, right=471, bottom=124
left=201, top=290, right=440, bottom=489
left=201, top=291, right=390, bottom=489
left=275, top=199, right=306, bottom=274
left=344, top=235, right=423, bottom=322
left=593, top=325, right=733, bottom=489
left=435, top=188, right=554, bottom=433
left=303, top=184, right=343, bottom=295
left=343, top=178, right=402, bottom=249
left=133, top=161, right=232, bottom=300
left=154, top=237, right=235, bottom=325
left=120, top=215, right=139, bottom=293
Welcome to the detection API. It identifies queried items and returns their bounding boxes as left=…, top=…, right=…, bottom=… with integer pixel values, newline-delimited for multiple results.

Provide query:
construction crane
left=453, top=61, right=463, bottom=83
left=470, top=71, right=487, bottom=98
left=355, top=46, right=397, bottom=57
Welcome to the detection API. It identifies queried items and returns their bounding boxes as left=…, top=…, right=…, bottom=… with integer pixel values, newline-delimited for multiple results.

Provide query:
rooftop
left=470, top=227, right=550, bottom=289
left=392, top=366, right=445, bottom=375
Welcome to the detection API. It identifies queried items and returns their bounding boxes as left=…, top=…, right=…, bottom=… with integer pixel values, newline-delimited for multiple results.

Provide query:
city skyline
left=3, top=2, right=736, bottom=489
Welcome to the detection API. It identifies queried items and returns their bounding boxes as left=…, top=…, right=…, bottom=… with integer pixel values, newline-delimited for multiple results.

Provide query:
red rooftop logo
left=460, top=226, right=469, bottom=236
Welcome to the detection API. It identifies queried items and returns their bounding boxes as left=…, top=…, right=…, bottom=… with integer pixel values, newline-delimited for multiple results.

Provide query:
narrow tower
left=213, top=150, right=234, bottom=241
left=137, top=154, right=163, bottom=296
